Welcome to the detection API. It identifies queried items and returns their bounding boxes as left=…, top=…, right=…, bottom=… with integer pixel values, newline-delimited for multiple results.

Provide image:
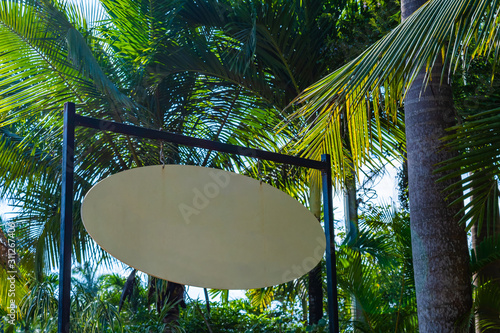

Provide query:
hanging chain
left=257, top=159, right=263, bottom=185
left=159, top=128, right=165, bottom=168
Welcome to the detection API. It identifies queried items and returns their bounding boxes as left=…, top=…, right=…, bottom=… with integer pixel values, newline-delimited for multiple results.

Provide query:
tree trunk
left=397, top=152, right=409, bottom=212
left=402, top=2, right=472, bottom=331
left=148, top=278, right=186, bottom=331
left=308, top=176, right=323, bottom=325
left=344, top=171, right=364, bottom=330
left=344, top=171, right=359, bottom=244
left=161, top=282, right=185, bottom=333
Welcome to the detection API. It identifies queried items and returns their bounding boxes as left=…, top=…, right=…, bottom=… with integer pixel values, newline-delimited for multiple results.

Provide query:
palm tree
left=401, top=0, right=471, bottom=330
left=439, top=107, right=500, bottom=332
left=0, top=0, right=403, bottom=330
left=436, top=58, right=500, bottom=332
left=19, top=274, right=59, bottom=331
left=288, top=0, right=500, bottom=330
left=0, top=0, right=283, bottom=328
left=336, top=205, right=417, bottom=332
left=1, top=0, right=384, bottom=328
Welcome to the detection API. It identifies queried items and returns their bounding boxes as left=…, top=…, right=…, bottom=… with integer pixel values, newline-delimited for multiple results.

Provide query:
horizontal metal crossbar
left=74, top=114, right=327, bottom=170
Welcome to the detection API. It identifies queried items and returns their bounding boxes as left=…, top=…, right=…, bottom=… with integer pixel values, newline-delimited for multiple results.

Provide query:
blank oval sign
left=81, top=165, right=325, bottom=289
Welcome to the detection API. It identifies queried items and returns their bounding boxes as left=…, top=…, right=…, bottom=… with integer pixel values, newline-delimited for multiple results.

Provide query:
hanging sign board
left=81, top=165, right=326, bottom=289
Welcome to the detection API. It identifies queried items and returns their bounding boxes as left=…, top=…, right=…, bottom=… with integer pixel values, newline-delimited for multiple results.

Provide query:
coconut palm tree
left=400, top=1, right=472, bottom=330
left=435, top=56, right=500, bottom=332
left=0, top=0, right=284, bottom=328
left=438, top=107, right=500, bottom=332
left=0, top=0, right=405, bottom=330
left=288, top=0, right=500, bottom=330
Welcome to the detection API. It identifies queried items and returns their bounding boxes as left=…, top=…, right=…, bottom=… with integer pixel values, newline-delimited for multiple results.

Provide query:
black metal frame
left=58, top=102, right=339, bottom=333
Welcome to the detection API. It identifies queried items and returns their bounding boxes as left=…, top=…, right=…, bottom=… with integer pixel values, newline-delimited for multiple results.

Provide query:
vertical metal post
left=322, top=154, right=339, bottom=333
left=58, top=102, right=75, bottom=333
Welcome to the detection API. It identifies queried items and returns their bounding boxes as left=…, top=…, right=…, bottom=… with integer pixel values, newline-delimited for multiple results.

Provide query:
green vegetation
left=0, top=0, right=500, bottom=331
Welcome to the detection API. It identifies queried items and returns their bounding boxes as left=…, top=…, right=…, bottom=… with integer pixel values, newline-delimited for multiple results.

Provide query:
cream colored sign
left=81, top=165, right=326, bottom=289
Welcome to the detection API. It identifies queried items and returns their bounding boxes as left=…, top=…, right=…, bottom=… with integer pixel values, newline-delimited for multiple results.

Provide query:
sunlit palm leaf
left=290, top=0, right=500, bottom=180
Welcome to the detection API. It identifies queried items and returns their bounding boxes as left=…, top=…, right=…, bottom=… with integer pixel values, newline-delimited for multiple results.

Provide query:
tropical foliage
left=1, top=0, right=500, bottom=331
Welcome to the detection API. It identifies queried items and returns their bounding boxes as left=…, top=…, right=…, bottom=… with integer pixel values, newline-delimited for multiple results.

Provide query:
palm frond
left=290, top=0, right=500, bottom=179
left=458, top=279, right=500, bottom=332
left=0, top=0, right=89, bottom=122
left=20, top=274, right=59, bottom=329
left=437, top=108, right=500, bottom=228
left=470, top=234, right=500, bottom=274
left=246, top=287, right=275, bottom=311
left=0, top=262, right=29, bottom=317
left=473, top=280, right=500, bottom=332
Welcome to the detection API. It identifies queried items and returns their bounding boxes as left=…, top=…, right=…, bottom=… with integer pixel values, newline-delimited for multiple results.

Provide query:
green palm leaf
left=289, top=0, right=500, bottom=177
left=437, top=108, right=500, bottom=228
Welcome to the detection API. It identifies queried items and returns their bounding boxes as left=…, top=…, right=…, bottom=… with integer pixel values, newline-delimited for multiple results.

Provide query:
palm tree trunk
left=344, top=172, right=364, bottom=330
left=308, top=176, right=323, bottom=325
left=344, top=171, right=358, bottom=243
left=402, top=2, right=472, bottom=331
left=308, top=264, right=323, bottom=324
